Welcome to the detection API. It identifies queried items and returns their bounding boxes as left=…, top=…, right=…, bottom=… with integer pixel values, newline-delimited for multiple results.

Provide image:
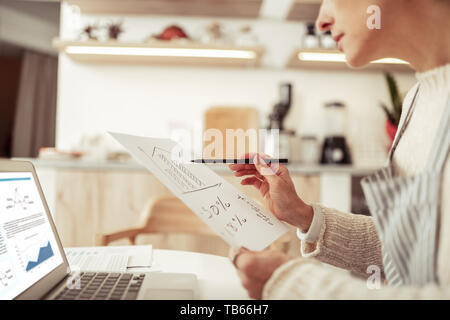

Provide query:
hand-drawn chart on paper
left=110, top=132, right=289, bottom=251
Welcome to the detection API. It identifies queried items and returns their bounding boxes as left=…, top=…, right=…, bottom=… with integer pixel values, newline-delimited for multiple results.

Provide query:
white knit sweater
left=263, top=64, right=450, bottom=299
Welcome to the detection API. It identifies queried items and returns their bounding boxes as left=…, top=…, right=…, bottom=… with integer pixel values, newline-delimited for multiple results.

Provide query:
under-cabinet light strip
left=298, top=52, right=408, bottom=65
left=65, top=46, right=257, bottom=59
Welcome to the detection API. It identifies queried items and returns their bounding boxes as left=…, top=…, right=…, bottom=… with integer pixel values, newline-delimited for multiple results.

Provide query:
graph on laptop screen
left=0, top=172, right=63, bottom=300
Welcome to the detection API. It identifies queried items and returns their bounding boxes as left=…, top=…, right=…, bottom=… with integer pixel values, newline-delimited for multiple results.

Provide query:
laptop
left=0, top=160, right=198, bottom=300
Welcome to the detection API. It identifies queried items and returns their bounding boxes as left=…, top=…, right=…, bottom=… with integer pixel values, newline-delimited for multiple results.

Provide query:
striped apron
left=361, top=87, right=450, bottom=286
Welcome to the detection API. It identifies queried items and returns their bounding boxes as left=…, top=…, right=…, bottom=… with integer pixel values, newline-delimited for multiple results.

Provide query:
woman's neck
left=410, top=39, right=450, bottom=73
left=397, top=2, right=450, bottom=73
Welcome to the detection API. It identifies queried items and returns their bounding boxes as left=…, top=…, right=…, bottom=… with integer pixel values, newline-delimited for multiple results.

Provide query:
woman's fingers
left=234, top=169, right=257, bottom=177
left=241, top=177, right=269, bottom=197
left=238, top=273, right=264, bottom=300
left=241, top=177, right=263, bottom=190
left=234, top=169, right=264, bottom=179
left=229, top=153, right=257, bottom=171
left=259, top=181, right=270, bottom=198
left=253, top=154, right=279, bottom=183
left=229, top=163, right=256, bottom=171
left=229, top=153, right=273, bottom=171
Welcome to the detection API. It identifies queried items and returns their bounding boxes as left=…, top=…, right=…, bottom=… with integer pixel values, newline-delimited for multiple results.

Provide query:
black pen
left=190, top=159, right=288, bottom=164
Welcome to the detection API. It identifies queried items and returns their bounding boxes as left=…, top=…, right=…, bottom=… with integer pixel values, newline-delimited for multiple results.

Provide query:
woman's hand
left=230, top=247, right=291, bottom=300
left=229, top=153, right=314, bottom=232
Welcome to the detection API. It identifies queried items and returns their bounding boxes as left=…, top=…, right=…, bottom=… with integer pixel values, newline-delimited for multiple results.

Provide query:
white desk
left=152, top=249, right=249, bottom=300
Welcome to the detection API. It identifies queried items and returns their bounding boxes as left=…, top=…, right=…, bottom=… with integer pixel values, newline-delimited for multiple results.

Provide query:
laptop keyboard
left=53, top=272, right=146, bottom=300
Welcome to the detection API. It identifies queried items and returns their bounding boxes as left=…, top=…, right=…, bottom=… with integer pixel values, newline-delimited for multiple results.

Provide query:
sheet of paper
left=109, top=132, right=289, bottom=251
left=64, top=248, right=129, bottom=272
left=87, top=245, right=153, bottom=268
left=64, top=245, right=153, bottom=272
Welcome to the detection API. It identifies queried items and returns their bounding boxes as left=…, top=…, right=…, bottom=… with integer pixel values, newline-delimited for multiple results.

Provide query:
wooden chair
left=96, top=194, right=292, bottom=255
left=95, top=195, right=220, bottom=247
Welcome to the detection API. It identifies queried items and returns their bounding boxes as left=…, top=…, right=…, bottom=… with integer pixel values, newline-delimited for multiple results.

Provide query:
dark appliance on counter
left=262, top=83, right=295, bottom=159
left=320, top=101, right=352, bottom=165
left=268, top=83, right=292, bottom=131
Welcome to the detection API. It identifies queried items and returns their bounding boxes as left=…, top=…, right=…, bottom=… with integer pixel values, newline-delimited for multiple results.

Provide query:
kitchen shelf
left=65, top=0, right=322, bottom=21
left=286, top=0, right=321, bottom=22
left=65, top=0, right=263, bottom=18
left=53, top=39, right=414, bottom=73
left=286, top=48, right=414, bottom=72
left=53, top=39, right=265, bottom=68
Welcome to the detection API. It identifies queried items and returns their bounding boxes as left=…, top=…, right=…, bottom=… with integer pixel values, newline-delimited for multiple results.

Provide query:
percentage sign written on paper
left=225, top=214, right=248, bottom=235
left=215, top=196, right=230, bottom=211
left=209, top=196, right=230, bottom=216
left=201, top=196, right=231, bottom=219
left=232, top=215, right=247, bottom=227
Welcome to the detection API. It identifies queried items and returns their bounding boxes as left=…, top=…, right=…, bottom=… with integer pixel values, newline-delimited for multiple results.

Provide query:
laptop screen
left=0, top=172, right=64, bottom=300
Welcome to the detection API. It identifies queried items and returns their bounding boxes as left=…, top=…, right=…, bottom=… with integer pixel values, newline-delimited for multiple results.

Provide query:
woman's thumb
left=253, top=154, right=278, bottom=183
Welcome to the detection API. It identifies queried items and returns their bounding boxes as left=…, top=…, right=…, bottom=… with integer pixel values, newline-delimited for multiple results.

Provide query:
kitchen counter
left=14, top=158, right=381, bottom=176
left=11, top=157, right=374, bottom=247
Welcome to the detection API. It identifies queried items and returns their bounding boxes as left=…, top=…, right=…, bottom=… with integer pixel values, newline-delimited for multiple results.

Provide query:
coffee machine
left=262, top=83, right=295, bottom=159
left=268, top=83, right=292, bottom=131
left=320, top=101, right=352, bottom=165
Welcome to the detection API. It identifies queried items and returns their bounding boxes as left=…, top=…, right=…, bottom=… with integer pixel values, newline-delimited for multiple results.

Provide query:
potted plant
left=106, top=21, right=124, bottom=40
left=380, top=72, right=403, bottom=144
left=80, top=24, right=99, bottom=40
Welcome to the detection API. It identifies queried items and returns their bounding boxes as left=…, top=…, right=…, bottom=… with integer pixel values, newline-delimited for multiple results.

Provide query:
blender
left=320, top=101, right=352, bottom=165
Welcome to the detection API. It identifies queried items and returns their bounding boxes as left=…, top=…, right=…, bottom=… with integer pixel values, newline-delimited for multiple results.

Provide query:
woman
left=230, top=0, right=450, bottom=299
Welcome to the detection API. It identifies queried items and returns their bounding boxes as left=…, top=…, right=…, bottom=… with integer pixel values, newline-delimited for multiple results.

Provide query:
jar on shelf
left=320, top=30, right=336, bottom=49
left=302, top=22, right=319, bottom=49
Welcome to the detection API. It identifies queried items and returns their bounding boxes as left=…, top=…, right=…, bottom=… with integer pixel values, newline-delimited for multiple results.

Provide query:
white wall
left=57, top=3, right=417, bottom=166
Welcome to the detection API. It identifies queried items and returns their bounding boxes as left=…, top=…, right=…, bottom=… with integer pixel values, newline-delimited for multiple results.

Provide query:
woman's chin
left=344, top=52, right=371, bottom=69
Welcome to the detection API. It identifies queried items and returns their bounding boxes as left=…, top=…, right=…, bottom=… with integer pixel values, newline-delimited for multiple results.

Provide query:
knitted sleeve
left=262, top=258, right=450, bottom=300
left=300, top=205, right=384, bottom=277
